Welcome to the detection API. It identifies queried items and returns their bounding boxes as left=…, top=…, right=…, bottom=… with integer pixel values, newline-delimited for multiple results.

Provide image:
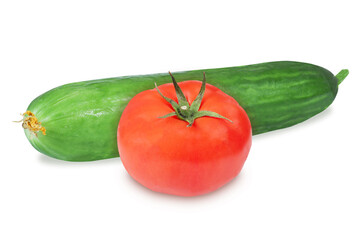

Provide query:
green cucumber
left=21, top=61, right=348, bottom=161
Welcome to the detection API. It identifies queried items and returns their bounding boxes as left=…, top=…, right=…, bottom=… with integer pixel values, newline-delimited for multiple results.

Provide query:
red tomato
left=117, top=75, right=251, bottom=196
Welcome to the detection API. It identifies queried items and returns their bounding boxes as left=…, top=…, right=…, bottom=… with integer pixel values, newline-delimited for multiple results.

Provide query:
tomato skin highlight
left=117, top=80, right=252, bottom=196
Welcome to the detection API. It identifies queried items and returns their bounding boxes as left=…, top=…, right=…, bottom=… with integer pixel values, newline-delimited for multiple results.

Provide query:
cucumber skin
left=26, top=61, right=339, bottom=161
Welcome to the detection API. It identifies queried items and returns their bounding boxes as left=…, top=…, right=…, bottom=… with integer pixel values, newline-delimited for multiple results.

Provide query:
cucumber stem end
left=15, top=111, right=46, bottom=136
left=336, top=69, right=349, bottom=85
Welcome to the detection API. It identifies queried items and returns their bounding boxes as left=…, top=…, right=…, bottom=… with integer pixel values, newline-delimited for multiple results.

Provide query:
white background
left=1, top=0, right=359, bottom=239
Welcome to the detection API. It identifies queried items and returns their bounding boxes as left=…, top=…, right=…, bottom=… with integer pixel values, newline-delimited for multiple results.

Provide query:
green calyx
left=155, top=72, right=232, bottom=127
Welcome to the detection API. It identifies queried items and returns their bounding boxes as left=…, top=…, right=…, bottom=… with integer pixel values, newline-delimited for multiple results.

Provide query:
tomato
left=117, top=73, right=252, bottom=196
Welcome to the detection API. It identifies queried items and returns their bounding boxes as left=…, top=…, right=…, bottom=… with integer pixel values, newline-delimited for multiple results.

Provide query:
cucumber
left=21, top=61, right=348, bottom=161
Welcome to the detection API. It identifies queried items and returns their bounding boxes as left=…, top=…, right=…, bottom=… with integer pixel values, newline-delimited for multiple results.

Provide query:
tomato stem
left=155, top=72, right=232, bottom=127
